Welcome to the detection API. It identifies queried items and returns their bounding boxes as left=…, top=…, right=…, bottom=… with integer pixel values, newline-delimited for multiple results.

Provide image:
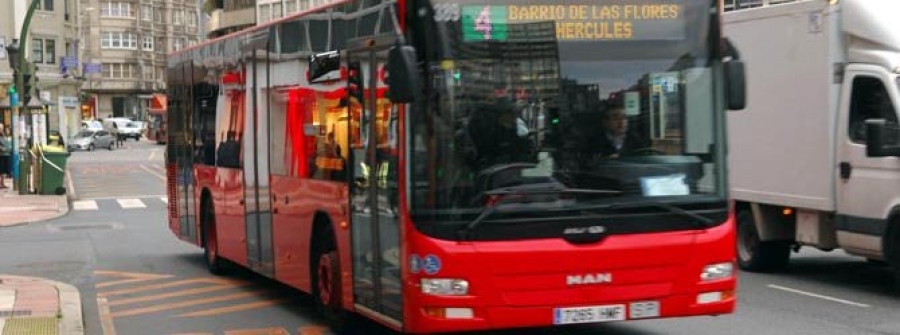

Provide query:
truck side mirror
left=386, top=44, right=421, bottom=103
left=725, top=60, right=746, bottom=111
left=865, top=119, right=900, bottom=157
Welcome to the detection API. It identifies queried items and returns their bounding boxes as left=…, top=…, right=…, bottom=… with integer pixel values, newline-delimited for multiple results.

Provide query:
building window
left=173, top=38, right=184, bottom=51
left=103, top=63, right=138, bottom=79
left=45, top=39, right=55, bottom=64
left=286, top=0, right=297, bottom=15
left=101, top=2, right=133, bottom=18
left=37, top=0, right=54, bottom=11
left=187, top=11, right=197, bottom=27
left=173, top=9, right=184, bottom=25
left=142, top=36, right=153, bottom=51
left=141, top=4, right=152, bottom=21
left=32, top=39, right=44, bottom=63
left=101, top=32, right=138, bottom=50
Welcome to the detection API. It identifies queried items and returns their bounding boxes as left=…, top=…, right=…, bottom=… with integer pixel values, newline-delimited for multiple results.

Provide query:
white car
left=81, top=120, right=104, bottom=132
left=120, top=121, right=144, bottom=141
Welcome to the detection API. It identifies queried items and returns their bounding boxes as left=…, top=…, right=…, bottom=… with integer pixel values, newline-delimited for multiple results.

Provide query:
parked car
left=121, top=121, right=144, bottom=141
left=81, top=120, right=104, bottom=132
left=67, top=130, right=115, bottom=152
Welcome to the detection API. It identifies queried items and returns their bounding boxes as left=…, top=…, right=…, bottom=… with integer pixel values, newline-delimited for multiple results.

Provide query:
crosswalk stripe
left=117, top=199, right=147, bottom=209
left=98, top=278, right=240, bottom=297
left=111, top=291, right=263, bottom=317
left=109, top=283, right=250, bottom=307
left=73, top=200, right=99, bottom=211
left=176, top=299, right=285, bottom=318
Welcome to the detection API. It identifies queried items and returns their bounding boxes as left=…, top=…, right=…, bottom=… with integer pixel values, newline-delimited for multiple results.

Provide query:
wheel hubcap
left=738, top=220, right=757, bottom=262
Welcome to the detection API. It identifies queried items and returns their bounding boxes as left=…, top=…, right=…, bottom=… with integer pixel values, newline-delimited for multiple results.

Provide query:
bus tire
left=201, top=197, right=226, bottom=275
left=312, top=223, right=347, bottom=332
left=736, top=207, right=791, bottom=272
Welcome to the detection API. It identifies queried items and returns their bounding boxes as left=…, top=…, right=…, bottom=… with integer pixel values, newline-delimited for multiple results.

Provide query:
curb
left=0, top=275, right=84, bottom=335
left=0, top=195, right=70, bottom=228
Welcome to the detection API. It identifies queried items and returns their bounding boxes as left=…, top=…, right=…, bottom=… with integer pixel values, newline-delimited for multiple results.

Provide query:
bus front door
left=348, top=38, right=403, bottom=325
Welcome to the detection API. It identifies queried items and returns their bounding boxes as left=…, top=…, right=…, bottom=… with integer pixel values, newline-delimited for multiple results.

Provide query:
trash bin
left=40, top=146, right=70, bottom=195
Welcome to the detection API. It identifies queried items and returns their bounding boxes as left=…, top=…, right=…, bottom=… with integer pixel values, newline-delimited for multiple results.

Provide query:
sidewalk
left=0, top=276, right=83, bottom=335
left=0, top=177, right=69, bottom=227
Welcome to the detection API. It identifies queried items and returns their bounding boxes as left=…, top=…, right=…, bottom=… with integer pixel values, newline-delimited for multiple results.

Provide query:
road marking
left=111, top=291, right=264, bottom=317
left=96, top=274, right=173, bottom=289
left=117, top=199, right=147, bottom=209
left=149, top=150, right=157, bottom=161
left=176, top=299, right=286, bottom=318
left=298, top=326, right=329, bottom=335
left=225, top=327, right=290, bottom=335
left=65, top=169, right=77, bottom=199
left=109, top=283, right=250, bottom=307
left=161, top=197, right=168, bottom=204
left=767, top=284, right=871, bottom=308
left=98, top=278, right=240, bottom=297
left=98, top=297, right=117, bottom=335
left=73, top=200, right=99, bottom=211
left=140, top=164, right=166, bottom=181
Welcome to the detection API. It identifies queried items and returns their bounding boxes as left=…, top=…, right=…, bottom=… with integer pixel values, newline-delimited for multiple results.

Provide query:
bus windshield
left=410, top=0, right=726, bottom=232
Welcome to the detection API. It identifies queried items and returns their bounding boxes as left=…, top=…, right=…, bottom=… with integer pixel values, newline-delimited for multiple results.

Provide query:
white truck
left=724, top=0, right=900, bottom=282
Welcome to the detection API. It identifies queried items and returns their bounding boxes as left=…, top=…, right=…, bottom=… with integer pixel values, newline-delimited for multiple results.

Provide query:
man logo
left=566, top=273, right=613, bottom=286
left=562, top=226, right=607, bottom=235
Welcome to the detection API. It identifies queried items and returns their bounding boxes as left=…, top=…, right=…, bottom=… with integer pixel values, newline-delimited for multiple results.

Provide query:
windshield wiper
left=586, top=200, right=714, bottom=228
left=458, top=187, right=622, bottom=240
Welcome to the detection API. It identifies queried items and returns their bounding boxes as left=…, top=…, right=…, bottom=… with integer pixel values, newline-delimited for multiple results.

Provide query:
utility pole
left=5, top=0, right=43, bottom=194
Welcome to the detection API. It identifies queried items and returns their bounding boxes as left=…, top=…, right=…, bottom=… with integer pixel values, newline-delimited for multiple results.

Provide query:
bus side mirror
left=725, top=60, right=746, bottom=111
left=866, top=119, right=900, bottom=157
left=386, top=45, right=421, bottom=103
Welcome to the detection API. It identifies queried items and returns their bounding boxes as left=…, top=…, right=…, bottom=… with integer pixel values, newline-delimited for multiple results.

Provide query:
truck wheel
left=885, top=222, right=900, bottom=291
left=737, top=208, right=791, bottom=272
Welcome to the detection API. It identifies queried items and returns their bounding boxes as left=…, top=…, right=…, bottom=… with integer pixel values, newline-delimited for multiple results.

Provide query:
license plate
left=553, top=305, right=626, bottom=325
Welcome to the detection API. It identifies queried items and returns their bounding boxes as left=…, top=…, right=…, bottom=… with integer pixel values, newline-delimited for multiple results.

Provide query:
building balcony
left=207, top=8, right=255, bottom=37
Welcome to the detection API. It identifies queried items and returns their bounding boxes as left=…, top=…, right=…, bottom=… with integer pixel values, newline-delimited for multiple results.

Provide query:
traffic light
left=22, top=62, right=36, bottom=105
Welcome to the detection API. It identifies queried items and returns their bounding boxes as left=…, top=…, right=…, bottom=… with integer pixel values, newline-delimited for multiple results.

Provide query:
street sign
left=61, top=56, right=78, bottom=68
left=10, top=92, right=18, bottom=107
left=83, top=63, right=102, bottom=74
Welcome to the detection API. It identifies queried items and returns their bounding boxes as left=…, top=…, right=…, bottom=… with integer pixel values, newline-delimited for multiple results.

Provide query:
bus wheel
left=315, top=248, right=347, bottom=331
left=737, top=208, right=790, bottom=272
left=886, top=221, right=900, bottom=291
left=202, top=199, right=225, bottom=275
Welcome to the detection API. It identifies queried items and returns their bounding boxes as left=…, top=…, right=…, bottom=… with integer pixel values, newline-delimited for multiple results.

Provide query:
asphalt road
left=0, top=139, right=898, bottom=334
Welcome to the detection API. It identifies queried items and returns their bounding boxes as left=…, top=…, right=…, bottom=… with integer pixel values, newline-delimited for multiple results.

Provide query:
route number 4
left=475, top=5, right=493, bottom=40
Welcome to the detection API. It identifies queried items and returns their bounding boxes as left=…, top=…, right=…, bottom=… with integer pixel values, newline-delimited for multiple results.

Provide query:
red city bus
left=166, top=0, right=745, bottom=332
left=148, top=95, right=168, bottom=144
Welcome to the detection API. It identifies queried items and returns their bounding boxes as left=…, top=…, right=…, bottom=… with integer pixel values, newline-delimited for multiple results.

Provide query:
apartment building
left=256, top=0, right=338, bottom=24
left=205, top=0, right=255, bottom=38
left=80, top=0, right=202, bottom=121
left=1, top=0, right=82, bottom=139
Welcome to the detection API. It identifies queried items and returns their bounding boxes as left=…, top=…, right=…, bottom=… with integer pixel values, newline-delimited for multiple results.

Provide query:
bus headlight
left=421, top=278, right=469, bottom=296
left=701, top=262, right=733, bottom=281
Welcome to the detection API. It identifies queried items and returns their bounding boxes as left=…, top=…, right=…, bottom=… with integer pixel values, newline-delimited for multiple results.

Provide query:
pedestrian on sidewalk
left=0, top=124, right=10, bottom=189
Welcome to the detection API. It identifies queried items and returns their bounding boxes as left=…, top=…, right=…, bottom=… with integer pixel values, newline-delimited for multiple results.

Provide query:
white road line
left=767, top=284, right=871, bottom=308
left=148, top=150, right=157, bottom=161
left=139, top=164, right=165, bottom=181
left=65, top=169, right=77, bottom=199
left=160, top=197, right=168, bottom=204
left=117, top=199, right=147, bottom=209
left=73, top=200, right=99, bottom=211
